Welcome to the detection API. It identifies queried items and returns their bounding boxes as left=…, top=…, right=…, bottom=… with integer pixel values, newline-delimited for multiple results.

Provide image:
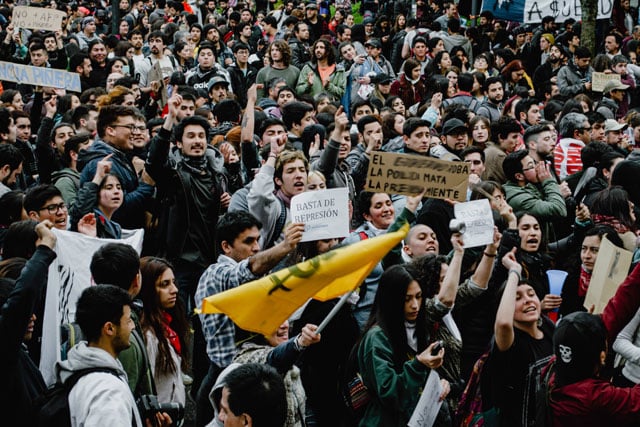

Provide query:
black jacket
left=146, top=127, right=227, bottom=267
left=0, top=246, right=56, bottom=427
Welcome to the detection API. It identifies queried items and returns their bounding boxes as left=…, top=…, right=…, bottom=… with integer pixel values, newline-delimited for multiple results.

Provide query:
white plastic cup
left=547, top=270, right=569, bottom=296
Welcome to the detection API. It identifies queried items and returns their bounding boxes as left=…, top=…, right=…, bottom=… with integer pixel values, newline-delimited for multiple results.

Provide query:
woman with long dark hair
left=356, top=265, right=451, bottom=426
left=139, top=257, right=190, bottom=406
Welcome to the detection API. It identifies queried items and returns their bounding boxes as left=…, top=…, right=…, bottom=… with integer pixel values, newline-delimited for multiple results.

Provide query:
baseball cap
left=442, top=118, right=468, bottom=135
left=207, top=76, right=230, bottom=92
left=603, top=119, right=628, bottom=133
left=603, top=79, right=630, bottom=94
left=365, top=38, right=382, bottom=48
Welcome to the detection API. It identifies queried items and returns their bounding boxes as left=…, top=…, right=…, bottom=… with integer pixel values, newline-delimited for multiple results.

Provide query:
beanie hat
left=541, top=33, right=555, bottom=45
left=553, top=312, right=606, bottom=386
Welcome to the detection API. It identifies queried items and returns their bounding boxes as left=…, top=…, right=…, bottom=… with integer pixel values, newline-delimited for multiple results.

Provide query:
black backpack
left=35, top=367, right=121, bottom=427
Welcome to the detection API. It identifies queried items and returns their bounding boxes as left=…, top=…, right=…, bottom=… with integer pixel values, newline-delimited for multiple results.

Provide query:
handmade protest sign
left=365, top=152, right=469, bottom=202
left=408, top=370, right=443, bottom=427
left=290, top=187, right=349, bottom=242
left=453, top=199, right=494, bottom=248
left=584, top=236, right=632, bottom=314
left=0, top=61, right=81, bottom=92
left=12, top=6, right=66, bottom=31
left=592, top=72, right=621, bottom=92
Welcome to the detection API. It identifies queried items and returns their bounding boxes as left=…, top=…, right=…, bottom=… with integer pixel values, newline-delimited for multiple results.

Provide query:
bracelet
left=483, top=251, right=497, bottom=258
left=294, top=334, right=306, bottom=351
left=508, top=269, right=521, bottom=281
left=268, top=153, right=277, bottom=159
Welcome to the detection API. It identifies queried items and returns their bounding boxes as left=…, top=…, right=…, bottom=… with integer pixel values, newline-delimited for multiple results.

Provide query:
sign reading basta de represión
left=481, top=0, right=613, bottom=23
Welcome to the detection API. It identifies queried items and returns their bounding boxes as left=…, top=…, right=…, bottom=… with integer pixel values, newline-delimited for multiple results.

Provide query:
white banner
left=290, top=188, right=350, bottom=242
left=0, top=61, right=82, bottom=92
left=523, top=0, right=613, bottom=23
left=40, top=229, right=144, bottom=386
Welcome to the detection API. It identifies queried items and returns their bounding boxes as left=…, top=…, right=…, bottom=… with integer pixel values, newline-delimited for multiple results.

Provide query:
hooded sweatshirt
left=56, top=342, right=143, bottom=427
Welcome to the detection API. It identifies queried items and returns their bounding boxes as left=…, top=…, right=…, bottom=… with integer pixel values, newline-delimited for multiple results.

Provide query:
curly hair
left=268, top=40, right=292, bottom=66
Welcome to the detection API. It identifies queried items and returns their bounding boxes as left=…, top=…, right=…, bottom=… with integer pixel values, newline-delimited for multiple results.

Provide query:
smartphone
left=431, top=340, right=443, bottom=355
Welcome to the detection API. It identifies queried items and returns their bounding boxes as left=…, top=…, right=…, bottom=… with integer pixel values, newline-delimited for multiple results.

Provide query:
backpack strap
left=64, top=367, right=121, bottom=390
left=266, top=197, right=287, bottom=249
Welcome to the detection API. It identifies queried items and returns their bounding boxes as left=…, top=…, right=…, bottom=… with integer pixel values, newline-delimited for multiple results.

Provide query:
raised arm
left=494, top=248, right=522, bottom=351
left=438, top=233, right=465, bottom=307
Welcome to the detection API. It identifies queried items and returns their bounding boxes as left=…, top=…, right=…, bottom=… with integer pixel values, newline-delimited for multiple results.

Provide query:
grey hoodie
left=56, top=342, right=143, bottom=427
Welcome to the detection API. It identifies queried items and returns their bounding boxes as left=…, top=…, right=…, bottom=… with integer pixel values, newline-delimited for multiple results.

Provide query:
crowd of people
left=4, top=0, right=640, bottom=426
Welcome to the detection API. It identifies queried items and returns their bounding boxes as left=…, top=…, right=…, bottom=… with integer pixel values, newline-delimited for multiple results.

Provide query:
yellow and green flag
left=199, top=223, right=409, bottom=336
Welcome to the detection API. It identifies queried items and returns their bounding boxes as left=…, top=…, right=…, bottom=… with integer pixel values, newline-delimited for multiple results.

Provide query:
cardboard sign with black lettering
left=12, top=6, right=65, bottom=31
left=365, top=152, right=469, bottom=202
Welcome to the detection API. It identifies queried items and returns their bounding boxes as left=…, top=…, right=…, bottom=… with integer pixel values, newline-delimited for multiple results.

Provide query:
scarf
left=578, top=265, right=592, bottom=297
left=405, top=321, right=417, bottom=352
left=162, top=311, right=181, bottom=356
left=276, top=189, right=292, bottom=208
left=591, top=213, right=630, bottom=234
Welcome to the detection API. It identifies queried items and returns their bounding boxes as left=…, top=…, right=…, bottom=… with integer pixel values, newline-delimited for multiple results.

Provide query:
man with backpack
left=0, top=221, right=56, bottom=427
left=54, top=285, right=170, bottom=427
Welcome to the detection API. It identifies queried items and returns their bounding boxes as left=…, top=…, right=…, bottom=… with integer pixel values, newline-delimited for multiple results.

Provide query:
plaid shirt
left=195, top=254, right=257, bottom=368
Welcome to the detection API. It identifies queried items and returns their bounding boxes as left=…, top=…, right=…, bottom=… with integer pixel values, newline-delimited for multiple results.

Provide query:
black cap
left=373, top=73, right=393, bottom=84
left=553, top=312, right=607, bottom=386
left=442, top=118, right=468, bottom=135
left=365, top=38, right=382, bottom=48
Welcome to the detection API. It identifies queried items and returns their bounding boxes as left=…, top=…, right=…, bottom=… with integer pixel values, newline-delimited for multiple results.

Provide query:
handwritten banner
left=290, top=188, right=350, bottom=242
left=0, top=61, right=81, bottom=92
left=453, top=199, right=495, bottom=248
left=482, top=0, right=612, bottom=23
left=365, top=152, right=469, bottom=202
left=592, top=72, right=621, bottom=92
left=12, top=6, right=66, bottom=31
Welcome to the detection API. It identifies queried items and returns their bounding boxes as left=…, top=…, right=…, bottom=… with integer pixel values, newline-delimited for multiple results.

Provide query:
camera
left=449, top=219, right=466, bottom=234
left=137, top=395, right=184, bottom=425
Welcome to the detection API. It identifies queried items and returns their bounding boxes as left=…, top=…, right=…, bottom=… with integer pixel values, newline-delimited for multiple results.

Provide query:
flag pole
left=315, top=291, right=354, bottom=335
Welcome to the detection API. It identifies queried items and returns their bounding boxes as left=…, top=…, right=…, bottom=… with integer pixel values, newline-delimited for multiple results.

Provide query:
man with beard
left=0, top=144, right=23, bottom=196
left=289, top=22, right=312, bottom=70
left=70, top=53, right=93, bottom=93
left=554, top=112, right=591, bottom=180
left=129, top=29, right=151, bottom=87
left=186, top=42, right=232, bottom=92
left=255, top=40, right=301, bottom=99
left=296, top=38, right=346, bottom=100
left=558, top=46, right=594, bottom=97
left=304, top=2, right=327, bottom=43
left=145, top=94, right=229, bottom=311
left=475, top=76, right=505, bottom=122
left=147, top=31, right=178, bottom=84
left=533, top=43, right=565, bottom=99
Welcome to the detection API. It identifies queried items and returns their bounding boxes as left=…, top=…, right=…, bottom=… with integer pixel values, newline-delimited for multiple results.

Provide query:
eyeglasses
left=39, top=202, right=67, bottom=214
left=111, top=124, right=145, bottom=133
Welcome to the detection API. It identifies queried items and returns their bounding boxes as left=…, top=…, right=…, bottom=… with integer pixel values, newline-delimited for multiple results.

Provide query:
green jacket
left=296, top=62, right=346, bottom=101
left=118, top=307, right=156, bottom=397
left=357, top=326, right=428, bottom=426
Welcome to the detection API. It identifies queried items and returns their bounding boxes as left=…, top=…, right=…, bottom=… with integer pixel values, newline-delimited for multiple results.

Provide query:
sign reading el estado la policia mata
left=366, top=152, right=469, bottom=202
